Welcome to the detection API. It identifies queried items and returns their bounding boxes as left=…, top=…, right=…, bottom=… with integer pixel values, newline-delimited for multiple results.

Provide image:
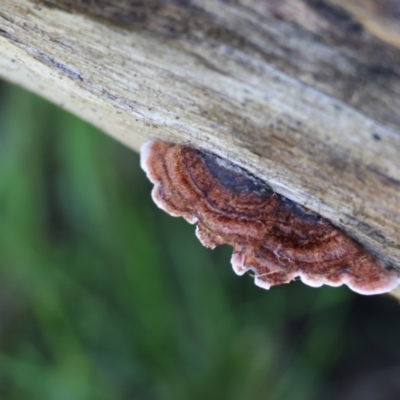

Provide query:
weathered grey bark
left=0, top=0, right=399, bottom=298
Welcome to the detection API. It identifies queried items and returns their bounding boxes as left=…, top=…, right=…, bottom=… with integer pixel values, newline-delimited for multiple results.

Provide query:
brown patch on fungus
left=141, top=140, right=400, bottom=295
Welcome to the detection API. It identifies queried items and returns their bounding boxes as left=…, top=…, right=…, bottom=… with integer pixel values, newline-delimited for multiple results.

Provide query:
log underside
left=0, top=0, right=399, bottom=298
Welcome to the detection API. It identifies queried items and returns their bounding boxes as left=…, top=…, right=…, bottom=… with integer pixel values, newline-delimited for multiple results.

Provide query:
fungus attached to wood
left=141, top=140, right=400, bottom=295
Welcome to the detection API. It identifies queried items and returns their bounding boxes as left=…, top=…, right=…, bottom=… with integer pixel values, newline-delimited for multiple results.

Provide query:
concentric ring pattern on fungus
left=141, top=140, right=400, bottom=295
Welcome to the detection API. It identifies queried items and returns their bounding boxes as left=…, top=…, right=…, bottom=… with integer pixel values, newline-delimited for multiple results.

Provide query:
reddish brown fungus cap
left=141, top=140, right=400, bottom=295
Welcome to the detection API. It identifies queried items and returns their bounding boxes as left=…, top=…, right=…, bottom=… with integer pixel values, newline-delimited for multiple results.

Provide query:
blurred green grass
left=0, top=81, right=399, bottom=400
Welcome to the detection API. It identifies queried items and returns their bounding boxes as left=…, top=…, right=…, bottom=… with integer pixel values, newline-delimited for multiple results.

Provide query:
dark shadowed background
left=0, top=80, right=399, bottom=400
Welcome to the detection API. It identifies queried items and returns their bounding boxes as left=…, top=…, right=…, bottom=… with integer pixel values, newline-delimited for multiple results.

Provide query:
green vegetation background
left=0, top=81, right=399, bottom=400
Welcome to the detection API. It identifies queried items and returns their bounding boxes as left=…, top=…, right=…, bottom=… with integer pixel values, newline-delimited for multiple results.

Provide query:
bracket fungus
left=141, top=140, right=400, bottom=295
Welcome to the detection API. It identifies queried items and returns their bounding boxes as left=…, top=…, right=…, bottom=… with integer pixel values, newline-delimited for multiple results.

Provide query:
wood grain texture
left=0, top=0, right=399, bottom=296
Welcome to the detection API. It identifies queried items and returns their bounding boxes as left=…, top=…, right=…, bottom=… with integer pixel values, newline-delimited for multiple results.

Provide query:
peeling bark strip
left=0, top=0, right=399, bottom=296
